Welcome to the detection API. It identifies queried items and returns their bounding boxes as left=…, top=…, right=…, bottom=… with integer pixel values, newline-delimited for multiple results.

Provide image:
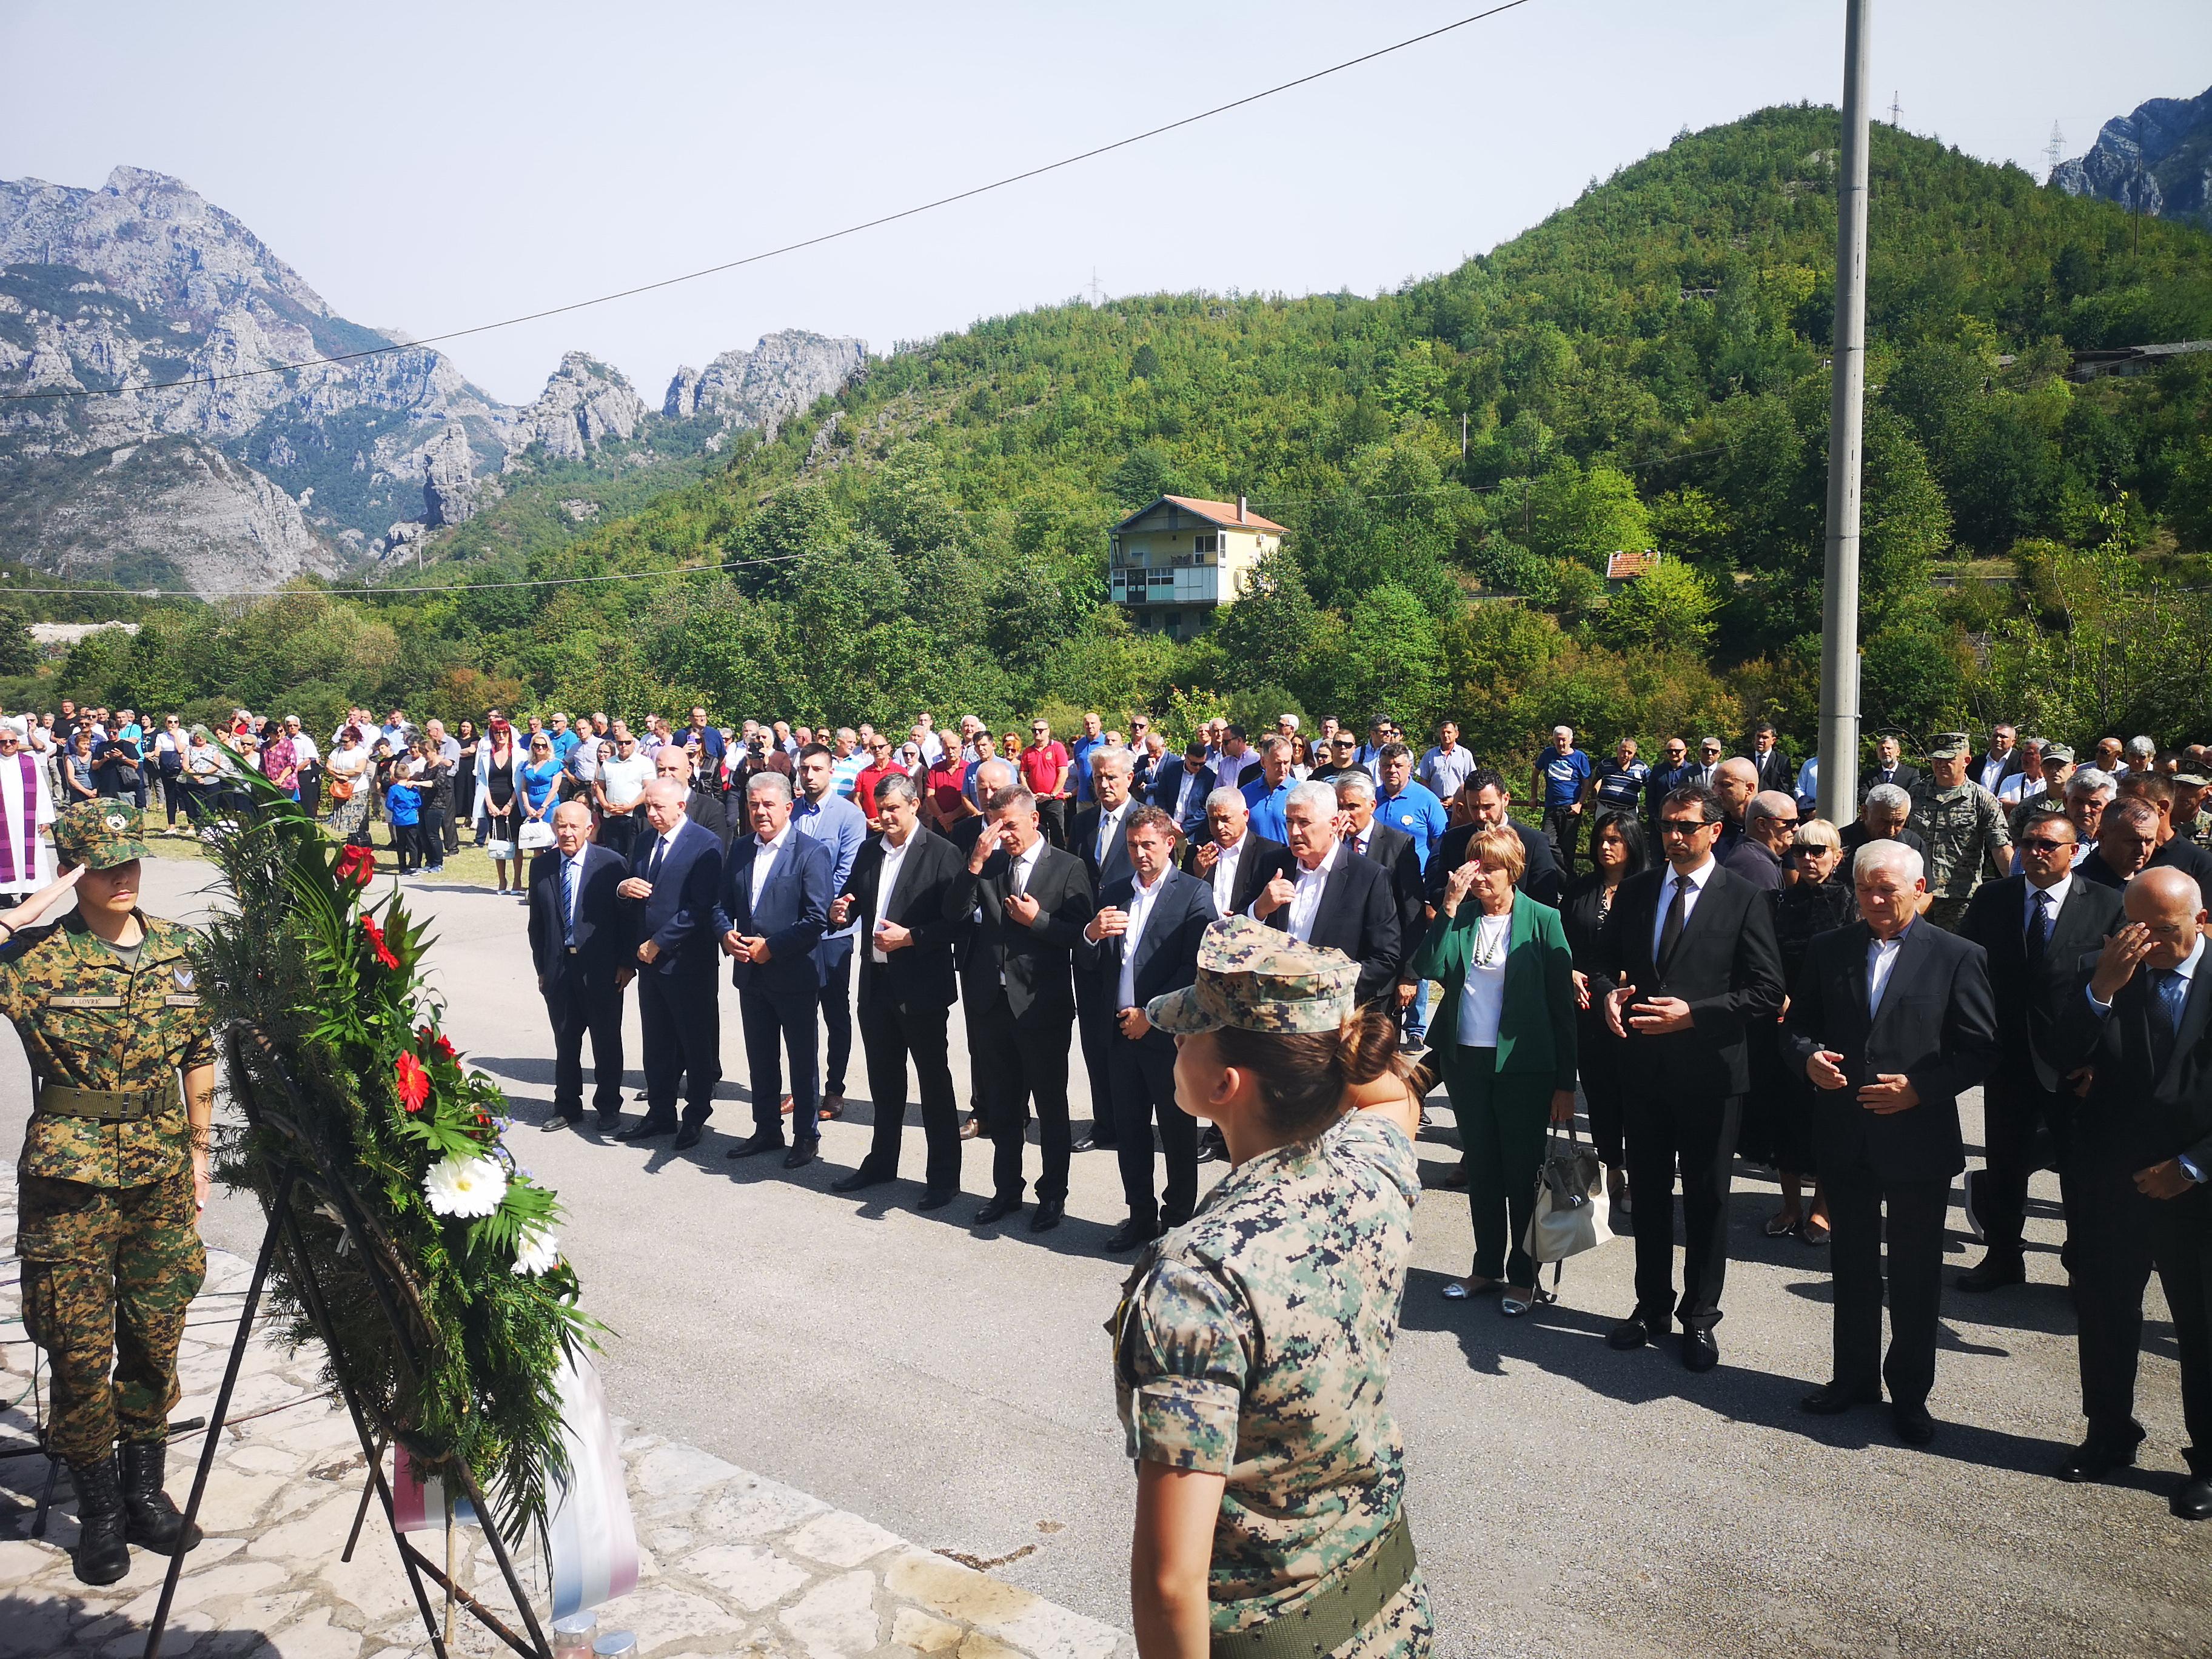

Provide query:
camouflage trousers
left=17, top=1171, right=204, bottom=1464
left=1923, top=894, right=1974, bottom=933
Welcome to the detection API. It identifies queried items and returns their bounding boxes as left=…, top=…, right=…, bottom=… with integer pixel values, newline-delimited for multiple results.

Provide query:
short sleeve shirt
left=925, top=758, right=968, bottom=819
left=1592, top=761, right=1650, bottom=814
left=1018, top=742, right=1070, bottom=797
left=1540, top=748, right=1594, bottom=808
left=1112, top=1111, right=1420, bottom=1632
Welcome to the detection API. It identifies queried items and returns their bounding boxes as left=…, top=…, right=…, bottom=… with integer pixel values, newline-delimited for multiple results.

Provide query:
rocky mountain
left=0, top=167, right=867, bottom=593
left=2052, top=83, right=2212, bottom=226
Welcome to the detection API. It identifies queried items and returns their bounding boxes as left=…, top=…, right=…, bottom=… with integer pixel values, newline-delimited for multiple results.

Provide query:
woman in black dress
left=1758, top=817, right=1855, bottom=1242
left=1558, top=809, right=1649, bottom=1218
left=453, top=718, right=480, bottom=835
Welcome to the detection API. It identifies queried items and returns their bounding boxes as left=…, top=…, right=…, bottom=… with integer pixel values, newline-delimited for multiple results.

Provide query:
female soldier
left=1114, top=915, right=1429, bottom=1658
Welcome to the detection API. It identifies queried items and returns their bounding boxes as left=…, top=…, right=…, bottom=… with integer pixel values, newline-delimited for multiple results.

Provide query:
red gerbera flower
left=418, top=1023, right=459, bottom=1062
left=335, top=845, right=376, bottom=888
left=362, top=916, right=400, bottom=970
left=394, top=1050, right=431, bottom=1113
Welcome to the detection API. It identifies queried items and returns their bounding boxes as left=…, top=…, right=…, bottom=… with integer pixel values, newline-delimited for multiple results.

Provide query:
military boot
left=119, top=1438, right=203, bottom=1554
left=69, top=1455, right=131, bottom=1585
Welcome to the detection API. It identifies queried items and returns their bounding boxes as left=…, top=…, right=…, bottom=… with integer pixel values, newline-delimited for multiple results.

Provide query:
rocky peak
left=664, top=363, right=704, bottom=419
left=502, top=351, right=646, bottom=470
left=2052, top=83, right=2212, bottom=225
left=421, top=420, right=479, bottom=527
left=682, top=330, right=866, bottom=440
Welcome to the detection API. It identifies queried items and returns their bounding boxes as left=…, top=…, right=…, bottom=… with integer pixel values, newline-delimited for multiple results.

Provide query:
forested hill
left=44, top=106, right=2212, bottom=759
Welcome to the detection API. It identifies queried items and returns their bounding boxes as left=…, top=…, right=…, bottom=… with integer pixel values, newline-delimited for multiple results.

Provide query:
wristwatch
left=2180, top=1154, right=2208, bottom=1185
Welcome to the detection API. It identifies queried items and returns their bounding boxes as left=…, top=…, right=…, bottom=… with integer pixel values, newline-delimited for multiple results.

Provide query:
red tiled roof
left=1115, top=494, right=1289, bottom=535
left=1606, top=549, right=1661, bottom=580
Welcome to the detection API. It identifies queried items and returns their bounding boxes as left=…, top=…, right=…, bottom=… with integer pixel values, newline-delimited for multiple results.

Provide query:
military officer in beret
left=2, top=802, right=212, bottom=1584
left=1908, top=733, right=2012, bottom=933
left=1110, top=917, right=1430, bottom=1658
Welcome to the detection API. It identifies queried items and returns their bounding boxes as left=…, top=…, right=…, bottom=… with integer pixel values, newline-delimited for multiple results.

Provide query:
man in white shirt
left=594, top=725, right=655, bottom=859
left=1248, top=781, right=1401, bottom=1005
left=1418, top=720, right=1476, bottom=803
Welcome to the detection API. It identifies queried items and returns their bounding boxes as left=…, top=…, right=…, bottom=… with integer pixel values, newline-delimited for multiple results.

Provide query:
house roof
left=1606, top=549, right=1662, bottom=580
left=1113, top=494, right=1290, bottom=535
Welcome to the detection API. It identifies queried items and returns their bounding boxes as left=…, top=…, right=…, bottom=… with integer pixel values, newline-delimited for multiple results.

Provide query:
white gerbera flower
left=511, top=1224, right=560, bottom=1276
left=423, top=1155, right=507, bottom=1219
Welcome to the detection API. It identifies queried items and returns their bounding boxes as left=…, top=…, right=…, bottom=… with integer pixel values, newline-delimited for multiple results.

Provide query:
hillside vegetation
left=38, top=107, right=2212, bottom=761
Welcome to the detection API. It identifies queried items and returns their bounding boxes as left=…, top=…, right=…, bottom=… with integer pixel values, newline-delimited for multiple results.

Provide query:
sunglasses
left=2022, top=836, right=2071, bottom=854
left=1659, top=819, right=1714, bottom=835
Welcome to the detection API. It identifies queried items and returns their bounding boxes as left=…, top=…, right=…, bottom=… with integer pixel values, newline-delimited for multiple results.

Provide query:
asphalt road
left=5, top=856, right=2205, bottom=1657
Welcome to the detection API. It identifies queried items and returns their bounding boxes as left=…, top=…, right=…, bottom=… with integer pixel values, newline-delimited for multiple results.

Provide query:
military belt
left=36, top=1084, right=170, bottom=1121
left=1210, top=1512, right=1416, bottom=1659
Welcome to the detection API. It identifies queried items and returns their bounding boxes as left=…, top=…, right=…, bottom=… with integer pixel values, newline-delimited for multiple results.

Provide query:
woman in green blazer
left=1413, top=825, right=1578, bottom=1313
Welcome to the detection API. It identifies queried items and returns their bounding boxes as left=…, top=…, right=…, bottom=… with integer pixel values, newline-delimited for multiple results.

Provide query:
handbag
left=518, top=820, right=556, bottom=852
left=1524, top=1121, right=1610, bottom=1278
left=328, top=776, right=355, bottom=802
left=486, top=838, right=514, bottom=859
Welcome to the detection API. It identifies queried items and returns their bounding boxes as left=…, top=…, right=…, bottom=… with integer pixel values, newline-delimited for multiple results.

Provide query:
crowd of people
left=4, top=695, right=2210, bottom=1520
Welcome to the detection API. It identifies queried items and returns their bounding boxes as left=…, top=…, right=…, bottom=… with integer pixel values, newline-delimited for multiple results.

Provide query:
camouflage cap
left=53, top=800, right=150, bottom=871
left=1927, top=732, right=1972, bottom=760
left=2041, top=743, right=2076, bottom=766
left=1146, top=914, right=1359, bottom=1036
left=2176, top=768, right=2211, bottom=788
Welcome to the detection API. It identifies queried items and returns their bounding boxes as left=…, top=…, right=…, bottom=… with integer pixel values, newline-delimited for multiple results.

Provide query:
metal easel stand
left=141, top=1027, right=553, bottom=1659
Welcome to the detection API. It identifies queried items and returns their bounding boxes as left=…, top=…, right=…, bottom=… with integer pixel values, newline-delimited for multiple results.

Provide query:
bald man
left=529, top=801, right=634, bottom=1130
left=2051, top=867, right=2212, bottom=1514
left=1712, top=757, right=1760, bottom=858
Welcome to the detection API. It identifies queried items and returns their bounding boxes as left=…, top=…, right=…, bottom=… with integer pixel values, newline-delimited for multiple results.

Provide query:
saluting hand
left=1441, top=863, right=1480, bottom=916
left=2090, top=923, right=2156, bottom=1005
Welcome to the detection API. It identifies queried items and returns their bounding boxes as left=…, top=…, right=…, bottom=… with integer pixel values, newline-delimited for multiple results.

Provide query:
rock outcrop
left=668, top=331, right=867, bottom=440
left=502, top=352, right=646, bottom=469
left=421, top=419, right=479, bottom=527
left=2052, top=84, right=2212, bottom=225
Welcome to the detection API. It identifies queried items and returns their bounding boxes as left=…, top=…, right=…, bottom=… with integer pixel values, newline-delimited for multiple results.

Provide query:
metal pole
left=1816, top=0, right=1872, bottom=826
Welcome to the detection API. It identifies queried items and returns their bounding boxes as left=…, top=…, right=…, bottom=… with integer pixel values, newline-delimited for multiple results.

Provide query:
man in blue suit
left=718, top=770, right=835, bottom=1170
left=528, top=800, right=634, bottom=1131
left=1150, top=737, right=1215, bottom=839
left=617, top=777, right=726, bottom=1149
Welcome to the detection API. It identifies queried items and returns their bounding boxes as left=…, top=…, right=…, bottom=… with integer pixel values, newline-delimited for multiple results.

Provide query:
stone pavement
left=1, top=1186, right=1128, bottom=1659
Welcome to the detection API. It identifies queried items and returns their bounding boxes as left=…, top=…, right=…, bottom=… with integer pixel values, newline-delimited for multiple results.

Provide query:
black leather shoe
left=541, top=1113, right=578, bottom=1133
left=594, top=1111, right=623, bottom=1130
left=1073, top=1135, right=1116, bottom=1154
left=70, top=1458, right=130, bottom=1586
left=1892, top=1402, right=1937, bottom=1446
left=975, top=1195, right=1023, bottom=1226
left=1195, top=1138, right=1223, bottom=1165
left=672, top=1124, right=703, bottom=1151
left=1956, top=1252, right=2026, bottom=1293
left=2171, top=1475, right=2212, bottom=1521
left=617, top=1118, right=676, bottom=1142
left=1103, top=1219, right=1162, bottom=1253
left=1607, top=1314, right=1664, bottom=1352
left=1799, top=1381, right=1881, bottom=1415
left=831, top=1168, right=890, bottom=1195
left=119, top=1440, right=201, bottom=1555
left=2057, top=1438, right=2139, bottom=1483
left=1681, top=1328, right=1720, bottom=1373
left=725, top=1131, right=784, bottom=1159
left=1030, top=1199, right=1065, bottom=1233
left=783, top=1142, right=817, bottom=1170
left=916, top=1188, right=958, bottom=1212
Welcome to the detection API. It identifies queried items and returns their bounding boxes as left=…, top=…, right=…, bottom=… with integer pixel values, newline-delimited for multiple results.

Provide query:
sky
left=4, top=1, right=2208, bottom=408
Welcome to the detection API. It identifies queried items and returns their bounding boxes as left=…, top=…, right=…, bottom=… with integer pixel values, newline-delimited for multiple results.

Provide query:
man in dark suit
left=1956, top=809, right=2124, bottom=1290
left=1070, top=748, right=1138, bottom=1154
left=1860, top=733, right=1922, bottom=799
left=529, top=801, right=634, bottom=1131
left=948, top=759, right=1018, bottom=1141
left=1150, top=738, right=1216, bottom=838
left=1336, top=770, right=1428, bottom=1028
left=656, top=746, right=730, bottom=844
left=617, top=778, right=726, bottom=1148
left=1250, top=780, right=1399, bottom=1006
left=1183, top=786, right=1293, bottom=919
left=1644, top=737, right=1695, bottom=829
left=1427, top=768, right=1563, bottom=911
left=2047, top=867, right=2212, bottom=1516
left=1082, top=806, right=1218, bottom=1249
left=717, top=771, right=834, bottom=1170
left=1598, top=783, right=1786, bottom=1372
left=944, top=786, right=1094, bottom=1230
left=1784, top=839, right=2000, bottom=1444
left=1746, top=723, right=1794, bottom=797
left=828, top=774, right=966, bottom=1207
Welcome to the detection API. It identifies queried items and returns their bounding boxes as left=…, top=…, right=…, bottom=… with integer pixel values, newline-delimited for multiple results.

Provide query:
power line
left=2, top=1, right=1540, bottom=406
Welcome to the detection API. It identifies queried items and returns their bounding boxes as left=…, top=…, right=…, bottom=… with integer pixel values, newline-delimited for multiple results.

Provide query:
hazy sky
left=4, top=1, right=2207, bottom=407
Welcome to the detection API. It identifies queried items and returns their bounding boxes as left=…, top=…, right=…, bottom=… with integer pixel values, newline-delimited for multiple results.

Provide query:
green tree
left=1523, top=461, right=1653, bottom=569
left=1600, top=558, right=1718, bottom=652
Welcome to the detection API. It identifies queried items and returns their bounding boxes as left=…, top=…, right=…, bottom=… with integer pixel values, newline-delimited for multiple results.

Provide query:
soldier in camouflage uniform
left=1908, top=733, right=2012, bottom=933
left=3, top=802, right=214, bottom=1585
left=1109, top=917, right=1431, bottom=1658
left=2173, top=767, right=2211, bottom=846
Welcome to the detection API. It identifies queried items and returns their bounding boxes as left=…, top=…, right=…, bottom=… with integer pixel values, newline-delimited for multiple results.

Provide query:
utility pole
left=1888, top=90, right=1900, bottom=128
left=2046, top=120, right=2065, bottom=183
left=1817, top=0, right=1871, bottom=826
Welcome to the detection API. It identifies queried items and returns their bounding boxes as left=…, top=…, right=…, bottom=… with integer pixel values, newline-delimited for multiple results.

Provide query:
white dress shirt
left=751, top=822, right=791, bottom=907
left=873, top=830, right=916, bottom=964
left=1650, top=856, right=1717, bottom=961
left=1116, top=867, right=1169, bottom=1009
left=1092, top=803, right=1128, bottom=867
left=1258, top=841, right=1339, bottom=943
left=645, top=814, right=689, bottom=879
left=1866, top=923, right=1912, bottom=1016
left=1000, top=836, right=1047, bottom=984
left=1173, top=766, right=1205, bottom=822
left=1208, top=834, right=1247, bottom=918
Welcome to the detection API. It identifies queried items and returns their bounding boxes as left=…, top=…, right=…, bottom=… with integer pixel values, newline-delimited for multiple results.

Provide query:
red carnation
left=362, top=916, right=400, bottom=971
left=335, top=845, right=376, bottom=888
left=394, top=1050, right=431, bottom=1113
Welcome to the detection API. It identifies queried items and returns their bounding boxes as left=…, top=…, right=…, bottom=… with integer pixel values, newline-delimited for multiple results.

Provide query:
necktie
left=1656, top=875, right=1689, bottom=976
left=646, top=834, right=666, bottom=882
left=2151, top=968, right=2189, bottom=1076
left=2027, top=888, right=2054, bottom=964
left=562, top=857, right=579, bottom=946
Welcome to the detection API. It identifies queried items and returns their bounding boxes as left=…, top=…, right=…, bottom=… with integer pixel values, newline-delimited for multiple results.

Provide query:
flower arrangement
left=201, top=777, right=591, bottom=1542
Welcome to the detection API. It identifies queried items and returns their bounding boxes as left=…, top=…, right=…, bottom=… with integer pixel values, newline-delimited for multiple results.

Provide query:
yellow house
left=1107, top=494, right=1288, bottom=638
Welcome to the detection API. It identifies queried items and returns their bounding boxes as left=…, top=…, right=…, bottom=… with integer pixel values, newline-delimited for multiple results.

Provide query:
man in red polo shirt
left=851, top=734, right=902, bottom=828
left=1019, top=718, right=1074, bottom=847
left=923, top=746, right=968, bottom=831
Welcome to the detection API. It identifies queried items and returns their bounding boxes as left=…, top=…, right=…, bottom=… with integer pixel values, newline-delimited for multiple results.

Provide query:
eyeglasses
left=2022, top=836, right=2071, bottom=854
left=1658, top=819, right=1714, bottom=836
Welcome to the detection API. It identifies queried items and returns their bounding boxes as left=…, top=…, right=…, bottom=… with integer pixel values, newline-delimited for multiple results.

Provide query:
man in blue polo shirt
left=1533, top=724, right=1593, bottom=874
left=1644, top=734, right=1694, bottom=828
left=1374, top=742, right=1447, bottom=868
left=1241, top=736, right=1300, bottom=842
left=1069, top=710, right=1105, bottom=805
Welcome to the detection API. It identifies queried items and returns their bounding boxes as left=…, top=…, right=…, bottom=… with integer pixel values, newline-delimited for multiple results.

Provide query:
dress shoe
left=1194, top=1138, right=1222, bottom=1165
left=2171, top=1475, right=2212, bottom=1521
left=780, top=1094, right=794, bottom=1116
left=975, top=1195, right=1023, bottom=1227
left=1074, top=1134, right=1117, bottom=1153
left=1103, top=1218, right=1163, bottom=1253
left=1030, top=1199, right=1065, bottom=1233
left=1956, top=1252, right=2026, bottom=1293
left=2056, top=1438, right=2139, bottom=1483
left=916, top=1188, right=958, bottom=1212
left=672, top=1124, right=703, bottom=1151
left=1892, top=1402, right=1937, bottom=1446
left=1681, top=1329, right=1720, bottom=1372
left=725, top=1131, right=784, bottom=1159
left=616, top=1118, right=677, bottom=1142
left=819, top=1093, right=845, bottom=1121
left=595, top=1111, right=623, bottom=1130
left=1799, top=1381, right=1881, bottom=1415
left=1607, top=1313, right=1664, bottom=1351
left=831, top=1168, right=890, bottom=1195
left=783, top=1142, right=817, bottom=1170
left=959, top=1114, right=982, bottom=1141
left=541, top=1113, right=578, bottom=1133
